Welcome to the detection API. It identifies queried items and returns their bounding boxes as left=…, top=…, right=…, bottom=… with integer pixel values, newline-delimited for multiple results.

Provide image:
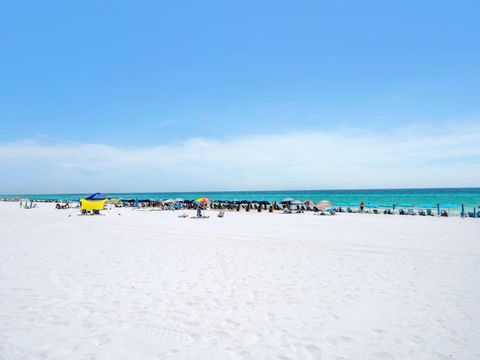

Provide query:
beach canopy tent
left=80, top=199, right=107, bottom=212
left=85, top=193, right=107, bottom=201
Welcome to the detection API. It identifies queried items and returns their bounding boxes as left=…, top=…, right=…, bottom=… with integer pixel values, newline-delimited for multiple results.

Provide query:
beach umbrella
left=281, top=197, right=295, bottom=203
left=174, top=198, right=184, bottom=202
left=259, top=201, right=271, bottom=205
left=291, top=200, right=303, bottom=205
left=240, top=200, right=251, bottom=204
left=195, top=197, right=211, bottom=204
left=163, top=199, right=175, bottom=204
left=304, top=200, right=315, bottom=206
left=317, top=200, right=332, bottom=207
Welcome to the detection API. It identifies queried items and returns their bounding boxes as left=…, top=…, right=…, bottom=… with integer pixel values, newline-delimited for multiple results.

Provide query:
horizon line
left=2, top=186, right=480, bottom=197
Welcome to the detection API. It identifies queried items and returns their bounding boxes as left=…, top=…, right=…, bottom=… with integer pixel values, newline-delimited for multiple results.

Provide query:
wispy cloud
left=0, top=123, right=479, bottom=193
left=152, top=118, right=177, bottom=129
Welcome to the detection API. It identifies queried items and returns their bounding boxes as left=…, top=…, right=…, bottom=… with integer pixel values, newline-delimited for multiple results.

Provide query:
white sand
left=0, top=202, right=479, bottom=359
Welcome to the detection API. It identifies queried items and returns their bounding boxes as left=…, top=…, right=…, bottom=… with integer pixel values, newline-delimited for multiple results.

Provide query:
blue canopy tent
left=85, top=193, right=107, bottom=201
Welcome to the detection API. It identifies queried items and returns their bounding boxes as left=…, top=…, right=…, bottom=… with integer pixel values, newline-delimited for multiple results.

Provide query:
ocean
left=2, top=188, right=480, bottom=212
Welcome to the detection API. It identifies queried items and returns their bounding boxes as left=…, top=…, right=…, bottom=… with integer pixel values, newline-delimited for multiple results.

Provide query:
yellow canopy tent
left=80, top=199, right=107, bottom=212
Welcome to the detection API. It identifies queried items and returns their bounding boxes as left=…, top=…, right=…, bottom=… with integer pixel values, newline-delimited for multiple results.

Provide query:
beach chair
left=283, top=208, right=292, bottom=214
left=347, top=207, right=353, bottom=213
left=218, top=211, right=225, bottom=218
left=418, top=210, right=426, bottom=216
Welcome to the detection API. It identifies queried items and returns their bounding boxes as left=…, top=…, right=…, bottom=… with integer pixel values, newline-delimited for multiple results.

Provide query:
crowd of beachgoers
left=5, top=195, right=480, bottom=218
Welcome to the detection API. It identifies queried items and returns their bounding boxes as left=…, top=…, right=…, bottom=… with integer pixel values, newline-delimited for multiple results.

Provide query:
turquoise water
left=2, top=188, right=480, bottom=212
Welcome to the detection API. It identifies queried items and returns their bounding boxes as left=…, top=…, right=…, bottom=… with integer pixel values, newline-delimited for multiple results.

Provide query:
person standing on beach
left=360, top=201, right=365, bottom=212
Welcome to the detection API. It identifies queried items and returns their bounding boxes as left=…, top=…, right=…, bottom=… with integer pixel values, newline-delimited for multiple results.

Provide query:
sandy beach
left=1, top=202, right=479, bottom=359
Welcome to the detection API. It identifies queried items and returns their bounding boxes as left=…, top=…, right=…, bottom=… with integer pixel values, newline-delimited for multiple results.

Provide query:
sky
left=1, top=0, right=479, bottom=193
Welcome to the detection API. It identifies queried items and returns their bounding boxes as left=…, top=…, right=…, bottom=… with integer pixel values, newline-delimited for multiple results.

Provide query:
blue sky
left=1, top=0, right=480, bottom=193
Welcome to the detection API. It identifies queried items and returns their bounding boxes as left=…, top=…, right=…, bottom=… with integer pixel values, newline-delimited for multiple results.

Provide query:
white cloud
left=0, top=124, right=479, bottom=194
